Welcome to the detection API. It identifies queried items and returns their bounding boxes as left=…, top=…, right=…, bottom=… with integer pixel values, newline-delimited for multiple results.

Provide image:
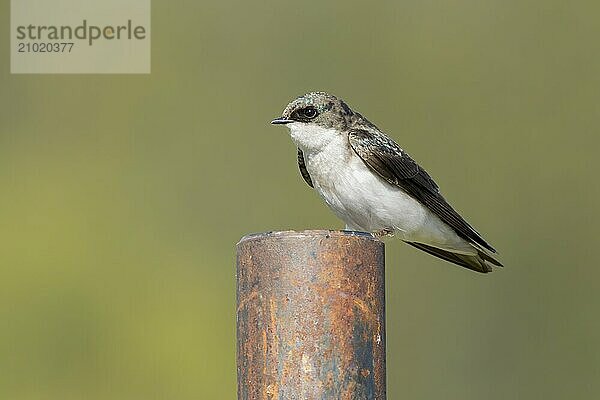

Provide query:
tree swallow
left=272, top=91, right=503, bottom=273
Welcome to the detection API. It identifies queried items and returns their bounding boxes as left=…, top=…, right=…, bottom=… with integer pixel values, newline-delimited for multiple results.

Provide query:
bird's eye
left=301, top=106, right=318, bottom=119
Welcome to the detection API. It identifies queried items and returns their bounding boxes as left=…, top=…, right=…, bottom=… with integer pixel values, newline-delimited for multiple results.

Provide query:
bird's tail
left=404, top=241, right=503, bottom=273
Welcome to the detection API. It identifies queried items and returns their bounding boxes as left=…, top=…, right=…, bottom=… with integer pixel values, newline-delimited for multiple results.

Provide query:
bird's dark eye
left=301, top=106, right=318, bottom=119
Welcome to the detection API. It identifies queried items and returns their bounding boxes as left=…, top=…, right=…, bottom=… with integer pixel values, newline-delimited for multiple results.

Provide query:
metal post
left=236, top=230, right=386, bottom=400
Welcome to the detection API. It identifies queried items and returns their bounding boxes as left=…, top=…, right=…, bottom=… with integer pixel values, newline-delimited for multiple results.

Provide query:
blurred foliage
left=1, top=0, right=599, bottom=398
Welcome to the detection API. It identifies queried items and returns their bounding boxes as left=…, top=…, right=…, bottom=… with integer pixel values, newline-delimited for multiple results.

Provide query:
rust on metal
left=237, top=230, right=386, bottom=400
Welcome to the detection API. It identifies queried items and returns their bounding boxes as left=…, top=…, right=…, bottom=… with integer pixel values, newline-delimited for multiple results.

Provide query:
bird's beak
left=271, top=117, right=293, bottom=125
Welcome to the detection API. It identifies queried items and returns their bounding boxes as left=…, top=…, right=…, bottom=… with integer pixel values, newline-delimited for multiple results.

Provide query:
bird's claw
left=373, top=228, right=395, bottom=238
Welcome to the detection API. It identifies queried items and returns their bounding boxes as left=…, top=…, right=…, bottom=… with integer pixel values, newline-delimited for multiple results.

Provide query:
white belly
left=304, top=138, right=469, bottom=250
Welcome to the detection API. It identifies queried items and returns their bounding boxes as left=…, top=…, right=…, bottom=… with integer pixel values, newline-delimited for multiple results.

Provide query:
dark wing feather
left=405, top=241, right=501, bottom=273
left=348, top=128, right=496, bottom=253
left=297, top=148, right=313, bottom=188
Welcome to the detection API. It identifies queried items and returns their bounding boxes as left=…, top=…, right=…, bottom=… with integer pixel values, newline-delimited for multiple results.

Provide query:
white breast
left=288, top=123, right=470, bottom=250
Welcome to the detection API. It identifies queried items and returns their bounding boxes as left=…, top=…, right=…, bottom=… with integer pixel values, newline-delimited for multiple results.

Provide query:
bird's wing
left=348, top=128, right=496, bottom=253
left=297, top=148, right=314, bottom=188
left=404, top=241, right=502, bottom=273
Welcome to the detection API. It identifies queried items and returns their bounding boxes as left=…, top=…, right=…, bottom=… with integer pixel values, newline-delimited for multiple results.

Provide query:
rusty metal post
left=236, top=230, right=386, bottom=400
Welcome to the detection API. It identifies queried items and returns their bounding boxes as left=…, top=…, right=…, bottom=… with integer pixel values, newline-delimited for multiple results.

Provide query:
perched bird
left=271, top=91, right=502, bottom=273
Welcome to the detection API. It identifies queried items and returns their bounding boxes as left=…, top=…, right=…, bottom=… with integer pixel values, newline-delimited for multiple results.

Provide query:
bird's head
left=271, top=91, right=355, bottom=152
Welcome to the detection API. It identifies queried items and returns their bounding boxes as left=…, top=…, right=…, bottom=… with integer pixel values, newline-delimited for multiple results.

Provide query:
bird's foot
left=372, top=227, right=395, bottom=238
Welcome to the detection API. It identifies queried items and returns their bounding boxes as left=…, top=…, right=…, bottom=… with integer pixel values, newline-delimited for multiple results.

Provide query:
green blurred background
left=1, top=1, right=599, bottom=398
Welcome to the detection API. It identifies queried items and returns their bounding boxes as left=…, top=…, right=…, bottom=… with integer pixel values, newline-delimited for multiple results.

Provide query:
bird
left=271, top=91, right=502, bottom=273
